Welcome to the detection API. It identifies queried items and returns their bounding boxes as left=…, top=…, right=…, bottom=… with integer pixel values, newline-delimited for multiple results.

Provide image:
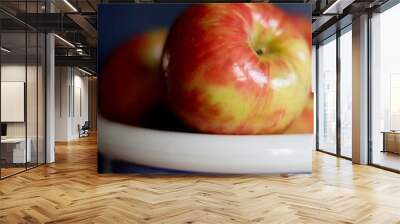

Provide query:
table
left=381, top=131, right=400, bottom=154
left=1, top=138, right=32, bottom=164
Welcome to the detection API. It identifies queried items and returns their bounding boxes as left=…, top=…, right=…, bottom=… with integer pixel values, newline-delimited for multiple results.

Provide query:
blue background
left=97, top=3, right=311, bottom=73
left=97, top=3, right=311, bottom=173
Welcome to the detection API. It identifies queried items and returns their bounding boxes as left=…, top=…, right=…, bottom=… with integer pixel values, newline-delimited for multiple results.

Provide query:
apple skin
left=99, top=29, right=167, bottom=125
left=284, top=92, right=314, bottom=134
left=162, top=4, right=312, bottom=134
left=283, top=15, right=314, bottom=134
left=290, top=14, right=312, bottom=52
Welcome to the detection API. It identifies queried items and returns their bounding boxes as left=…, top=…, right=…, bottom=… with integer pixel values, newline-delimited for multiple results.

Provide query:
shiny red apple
left=290, top=14, right=312, bottom=51
left=282, top=15, right=313, bottom=134
left=284, top=92, right=314, bottom=134
left=100, top=29, right=167, bottom=125
left=162, top=4, right=312, bottom=134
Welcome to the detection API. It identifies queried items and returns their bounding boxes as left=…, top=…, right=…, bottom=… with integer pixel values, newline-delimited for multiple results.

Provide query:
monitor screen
left=1, top=123, right=7, bottom=137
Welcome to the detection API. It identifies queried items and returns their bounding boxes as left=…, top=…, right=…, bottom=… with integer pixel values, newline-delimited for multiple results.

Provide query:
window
left=370, top=3, right=400, bottom=171
left=0, top=1, right=47, bottom=179
left=339, top=27, right=352, bottom=158
left=317, top=36, right=337, bottom=154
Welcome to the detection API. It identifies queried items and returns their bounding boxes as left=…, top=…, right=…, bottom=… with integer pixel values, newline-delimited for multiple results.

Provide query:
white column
left=46, top=0, right=55, bottom=163
left=55, top=67, right=74, bottom=141
left=46, top=33, right=55, bottom=163
left=352, top=14, right=369, bottom=164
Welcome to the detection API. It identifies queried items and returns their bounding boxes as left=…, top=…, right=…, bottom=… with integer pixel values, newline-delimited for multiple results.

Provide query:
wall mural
left=98, top=3, right=314, bottom=174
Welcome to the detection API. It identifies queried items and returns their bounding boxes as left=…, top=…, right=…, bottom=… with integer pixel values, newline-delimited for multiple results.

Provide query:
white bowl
left=98, top=116, right=313, bottom=174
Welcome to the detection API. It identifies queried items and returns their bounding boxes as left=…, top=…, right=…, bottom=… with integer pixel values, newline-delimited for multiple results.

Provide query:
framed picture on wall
left=1, top=81, right=25, bottom=122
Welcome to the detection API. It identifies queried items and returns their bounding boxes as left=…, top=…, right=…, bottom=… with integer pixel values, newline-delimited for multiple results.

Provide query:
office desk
left=382, top=131, right=400, bottom=154
left=1, top=138, right=31, bottom=163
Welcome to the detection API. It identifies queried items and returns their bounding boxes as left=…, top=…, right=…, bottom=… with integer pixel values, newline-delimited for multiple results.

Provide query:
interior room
left=1, top=0, right=400, bottom=223
left=54, top=66, right=93, bottom=142
left=0, top=26, right=46, bottom=178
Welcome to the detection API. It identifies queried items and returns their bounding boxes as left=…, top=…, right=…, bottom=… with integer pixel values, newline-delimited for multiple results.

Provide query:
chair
left=79, top=121, right=90, bottom=138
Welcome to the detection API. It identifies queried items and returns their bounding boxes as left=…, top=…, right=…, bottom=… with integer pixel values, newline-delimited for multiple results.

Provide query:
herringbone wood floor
left=1, top=135, right=400, bottom=224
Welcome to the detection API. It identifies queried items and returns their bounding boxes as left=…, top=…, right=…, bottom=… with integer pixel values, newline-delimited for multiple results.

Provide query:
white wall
left=70, top=73, right=89, bottom=139
left=1, top=65, right=27, bottom=141
left=55, top=66, right=70, bottom=141
left=1, top=65, right=38, bottom=137
left=55, top=67, right=89, bottom=141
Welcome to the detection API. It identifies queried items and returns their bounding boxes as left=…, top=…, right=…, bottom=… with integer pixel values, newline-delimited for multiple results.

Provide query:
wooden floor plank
left=1, top=134, right=400, bottom=223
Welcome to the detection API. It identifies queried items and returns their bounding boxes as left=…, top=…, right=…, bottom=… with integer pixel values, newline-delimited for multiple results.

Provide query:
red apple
left=100, top=29, right=167, bottom=125
left=162, top=4, right=312, bottom=134
left=283, top=15, right=313, bottom=134
left=284, top=92, right=314, bottom=134
left=290, top=14, right=312, bottom=51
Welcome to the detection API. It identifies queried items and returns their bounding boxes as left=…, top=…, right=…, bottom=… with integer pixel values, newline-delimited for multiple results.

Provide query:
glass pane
left=1, top=31, right=27, bottom=177
left=318, top=36, right=337, bottom=154
left=38, top=33, right=45, bottom=165
left=25, top=0, right=38, bottom=169
left=340, top=29, right=352, bottom=158
left=27, top=31, right=38, bottom=169
left=371, top=4, right=400, bottom=171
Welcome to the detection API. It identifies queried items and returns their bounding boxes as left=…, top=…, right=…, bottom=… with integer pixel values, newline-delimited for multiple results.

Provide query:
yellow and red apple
left=283, top=15, right=314, bottom=134
left=162, top=4, right=312, bottom=134
left=284, top=92, right=314, bottom=134
left=290, top=14, right=312, bottom=51
left=99, top=29, right=167, bottom=125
